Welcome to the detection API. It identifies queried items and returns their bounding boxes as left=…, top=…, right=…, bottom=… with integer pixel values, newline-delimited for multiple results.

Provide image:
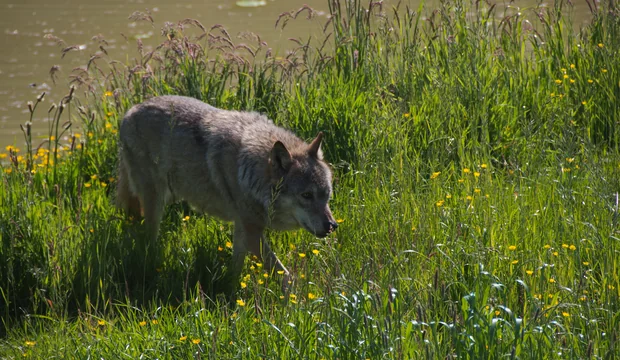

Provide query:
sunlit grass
left=1, top=0, right=619, bottom=358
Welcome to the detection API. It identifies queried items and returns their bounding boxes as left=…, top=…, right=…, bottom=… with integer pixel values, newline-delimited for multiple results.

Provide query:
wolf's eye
left=301, top=192, right=313, bottom=199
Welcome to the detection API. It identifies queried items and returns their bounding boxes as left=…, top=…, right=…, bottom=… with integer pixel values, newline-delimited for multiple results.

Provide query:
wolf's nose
left=328, top=220, right=338, bottom=232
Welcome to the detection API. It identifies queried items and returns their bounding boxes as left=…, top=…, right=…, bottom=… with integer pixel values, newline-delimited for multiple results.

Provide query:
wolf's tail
left=116, top=148, right=142, bottom=218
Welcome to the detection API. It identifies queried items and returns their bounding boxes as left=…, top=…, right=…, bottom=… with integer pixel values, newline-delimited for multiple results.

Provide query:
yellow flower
left=550, top=92, right=555, bottom=97
left=561, top=68, right=566, bottom=72
left=562, top=312, right=570, bottom=317
left=100, top=182, right=107, bottom=187
left=582, top=261, right=590, bottom=266
left=243, top=274, right=251, bottom=281
left=308, top=292, right=317, bottom=300
left=277, top=270, right=285, bottom=275
left=463, top=168, right=471, bottom=174
left=587, top=79, right=593, bottom=84
left=183, top=215, right=190, bottom=221
left=139, top=321, right=146, bottom=326
left=108, top=177, right=115, bottom=182
left=298, top=253, right=306, bottom=258
left=105, top=123, right=112, bottom=129
left=404, top=113, right=410, bottom=118
left=549, top=278, right=556, bottom=283
left=562, top=244, right=569, bottom=249
left=258, top=279, right=264, bottom=285
left=240, top=281, right=247, bottom=289
left=151, top=319, right=158, bottom=325
left=98, top=320, right=106, bottom=326
left=217, top=246, right=223, bottom=251
left=508, top=245, right=517, bottom=251
left=563, top=74, right=569, bottom=79
left=336, top=218, right=344, bottom=224
left=226, top=241, right=232, bottom=249
left=436, top=200, right=445, bottom=207
left=430, top=171, right=441, bottom=179
left=553, top=251, right=559, bottom=256
left=570, top=64, right=575, bottom=69
left=544, top=244, right=551, bottom=249
left=91, top=174, right=98, bottom=180
left=236, top=299, right=246, bottom=307
left=312, top=249, right=319, bottom=255
left=104, top=91, right=114, bottom=97
left=569, top=79, right=575, bottom=84
left=602, top=68, right=608, bottom=73
left=25, top=341, right=36, bottom=346
left=445, top=194, right=452, bottom=199
left=554, top=79, right=562, bottom=84
left=526, top=270, right=534, bottom=275
left=480, top=163, right=488, bottom=169
left=466, top=195, right=473, bottom=201
left=474, top=188, right=481, bottom=194
left=84, top=183, right=91, bottom=188
left=50, top=136, right=56, bottom=141
left=598, top=43, right=604, bottom=48
left=569, top=245, right=576, bottom=251
left=88, top=132, right=94, bottom=138
left=581, top=101, right=587, bottom=105
left=263, top=273, right=268, bottom=278
left=494, top=310, right=500, bottom=316
left=511, top=260, right=518, bottom=265
left=192, top=338, right=201, bottom=345
left=179, top=336, right=187, bottom=341
left=0, top=153, right=6, bottom=159
left=255, top=262, right=263, bottom=268
left=474, top=171, right=480, bottom=177
left=289, top=294, right=297, bottom=300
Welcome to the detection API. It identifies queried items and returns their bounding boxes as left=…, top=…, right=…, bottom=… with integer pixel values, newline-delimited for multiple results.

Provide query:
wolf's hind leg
left=116, top=155, right=142, bottom=219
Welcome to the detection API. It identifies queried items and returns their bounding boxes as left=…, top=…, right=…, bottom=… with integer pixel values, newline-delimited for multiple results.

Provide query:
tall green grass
left=1, top=0, right=619, bottom=358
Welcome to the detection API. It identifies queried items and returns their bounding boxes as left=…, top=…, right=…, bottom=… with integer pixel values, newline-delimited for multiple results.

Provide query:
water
left=0, top=0, right=594, bottom=147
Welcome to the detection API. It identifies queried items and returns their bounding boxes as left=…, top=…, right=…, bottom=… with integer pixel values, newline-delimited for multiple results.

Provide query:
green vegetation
left=1, top=0, right=619, bottom=358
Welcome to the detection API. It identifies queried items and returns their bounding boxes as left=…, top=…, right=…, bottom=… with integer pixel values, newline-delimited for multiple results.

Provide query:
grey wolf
left=116, top=95, right=338, bottom=290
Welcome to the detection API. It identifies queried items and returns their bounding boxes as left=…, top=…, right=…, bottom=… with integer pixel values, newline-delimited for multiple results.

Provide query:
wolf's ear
left=271, top=141, right=292, bottom=173
left=308, top=132, right=324, bottom=159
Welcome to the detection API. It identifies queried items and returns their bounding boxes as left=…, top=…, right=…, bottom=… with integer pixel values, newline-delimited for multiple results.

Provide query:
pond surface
left=0, top=0, right=593, bottom=147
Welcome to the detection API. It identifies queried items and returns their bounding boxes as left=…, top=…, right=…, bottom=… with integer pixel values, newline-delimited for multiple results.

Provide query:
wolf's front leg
left=234, top=222, right=291, bottom=293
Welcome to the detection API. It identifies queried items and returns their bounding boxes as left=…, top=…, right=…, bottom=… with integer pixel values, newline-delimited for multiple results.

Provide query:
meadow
left=1, top=0, right=619, bottom=358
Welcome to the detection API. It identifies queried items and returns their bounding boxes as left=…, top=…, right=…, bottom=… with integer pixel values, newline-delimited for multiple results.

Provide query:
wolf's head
left=269, top=132, right=338, bottom=238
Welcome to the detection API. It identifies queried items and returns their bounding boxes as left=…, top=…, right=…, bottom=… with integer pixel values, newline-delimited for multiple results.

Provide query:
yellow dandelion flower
left=430, top=171, right=441, bottom=179
left=25, top=341, right=36, bottom=347
left=289, top=243, right=296, bottom=250
left=511, top=260, right=518, bottom=265
left=255, top=262, right=263, bottom=268
left=217, top=246, right=223, bottom=251
left=587, top=79, right=593, bottom=84
left=258, top=279, right=264, bottom=285
left=602, top=68, right=608, bottom=73
left=563, top=74, right=569, bottom=79
left=277, top=270, right=285, bottom=275
left=312, top=249, right=319, bottom=255
left=100, top=182, right=107, bottom=187
left=98, top=320, right=106, bottom=326
left=581, top=100, right=587, bottom=105
left=466, top=195, right=473, bottom=201
left=480, top=163, right=488, bottom=169
left=582, top=261, right=589, bottom=266
left=336, top=218, right=344, bottom=224
left=436, top=200, right=445, bottom=207
left=544, top=244, right=551, bottom=249
left=598, top=43, right=604, bottom=48
left=151, top=319, right=158, bottom=325
left=192, top=338, right=201, bottom=345
left=570, top=64, right=575, bottom=69
left=549, top=278, right=556, bottom=283
left=104, top=91, right=114, bottom=97
left=561, top=68, right=567, bottom=72
left=404, top=113, right=410, bottom=118
left=308, top=292, right=317, bottom=300
left=0, top=153, right=6, bottom=159
left=139, top=321, right=146, bottom=327
left=554, top=79, right=562, bottom=84
left=579, top=295, right=587, bottom=301
left=240, top=281, right=247, bottom=289
left=494, top=310, right=501, bottom=316
left=445, top=194, right=452, bottom=199
left=226, top=241, right=232, bottom=249
left=179, top=336, right=187, bottom=341
left=553, top=251, right=559, bottom=256
left=569, top=79, right=575, bottom=84
left=569, top=245, right=576, bottom=251
left=87, top=132, right=94, bottom=138
left=182, top=215, right=190, bottom=221
left=562, top=312, right=570, bottom=317
left=474, top=171, right=480, bottom=177
left=84, top=183, right=91, bottom=188
left=105, top=123, right=112, bottom=129
left=463, top=168, right=471, bottom=174
left=249, top=265, right=255, bottom=270
left=526, top=270, right=534, bottom=275
left=608, top=285, right=615, bottom=290
left=108, top=177, right=115, bottom=182
left=243, top=274, right=250, bottom=281
left=298, top=253, right=306, bottom=258
left=300, top=274, right=305, bottom=279
left=508, top=245, right=517, bottom=251
left=263, top=273, right=268, bottom=278
left=50, top=136, right=56, bottom=141
left=236, top=299, right=246, bottom=307
left=474, top=188, right=481, bottom=194
left=562, top=244, right=569, bottom=249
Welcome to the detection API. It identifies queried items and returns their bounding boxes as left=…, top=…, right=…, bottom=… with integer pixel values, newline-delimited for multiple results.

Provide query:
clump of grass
left=1, top=0, right=620, bottom=358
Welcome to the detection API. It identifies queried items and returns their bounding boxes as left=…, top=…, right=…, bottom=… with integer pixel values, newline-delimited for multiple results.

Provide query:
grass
left=1, top=0, right=619, bottom=358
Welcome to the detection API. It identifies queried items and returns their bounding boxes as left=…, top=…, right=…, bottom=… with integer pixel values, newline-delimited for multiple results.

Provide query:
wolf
left=116, top=95, right=338, bottom=291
